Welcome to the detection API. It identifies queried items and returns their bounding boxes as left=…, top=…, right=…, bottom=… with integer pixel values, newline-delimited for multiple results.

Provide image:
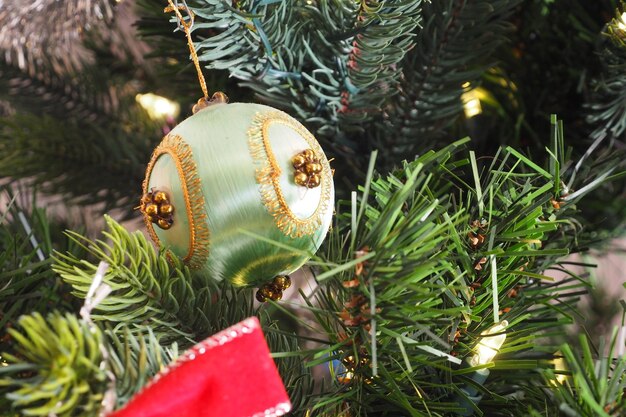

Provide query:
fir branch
left=244, top=0, right=423, bottom=136
left=541, top=330, right=626, bottom=416
left=140, top=1, right=422, bottom=157
left=487, top=1, right=621, bottom=156
left=0, top=113, right=158, bottom=213
left=53, top=215, right=207, bottom=343
left=0, top=0, right=116, bottom=77
left=264, top=327, right=316, bottom=416
left=0, top=312, right=108, bottom=417
left=53, top=216, right=256, bottom=345
left=1, top=313, right=172, bottom=415
left=0, top=187, right=82, bottom=364
left=0, top=62, right=119, bottom=124
left=389, top=0, right=522, bottom=159
left=301, top=119, right=620, bottom=415
left=105, top=326, right=172, bottom=407
left=0, top=1, right=146, bottom=127
left=585, top=6, right=626, bottom=154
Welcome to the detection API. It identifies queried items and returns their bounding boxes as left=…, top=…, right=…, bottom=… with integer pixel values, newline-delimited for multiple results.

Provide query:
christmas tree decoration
left=108, top=317, right=291, bottom=417
left=461, top=83, right=484, bottom=119
left=255, top=275, right=292, bottom=302
left=141, top=101, right=335, bottom=287
left=136, top=93, right=180, bottom=120
left=469, top=320, right=508, bottom=367
left=140, top=190, right=175, bottom=230
left=454, top=321, right=509, bottom=416
left=139, top=0, right=335, bottom=288
left=3, top=1, right=626, bottom=416
left=618, top=12, right=626, bottom=31
left=550, top=351, right=569, bottom=386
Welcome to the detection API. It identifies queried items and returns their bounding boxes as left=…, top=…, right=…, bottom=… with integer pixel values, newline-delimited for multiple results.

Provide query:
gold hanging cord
left=164, top=0, right=227, bottom=112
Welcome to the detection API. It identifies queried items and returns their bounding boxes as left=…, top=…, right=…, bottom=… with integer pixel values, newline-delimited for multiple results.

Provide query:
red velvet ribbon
left=109, top=317, right=291, bottom=417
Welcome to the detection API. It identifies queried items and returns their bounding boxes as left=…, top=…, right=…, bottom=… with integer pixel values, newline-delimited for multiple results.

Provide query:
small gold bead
left=305, top=162, right=322, bottom=174
left=192, top=98, right=210, bottom=114
left=141, top=194, right=153, bottom=205
left=157, top=218, right=172, bottom=230
left=211, top=91, right=229, bottom=104
left=303, top=149, right=315, bottom=160
left=160, top=203, right=174, bottom=215
left=145, top=203, right=159, bottom=216
left=256, top=285, right=281, bottom=302
left=273, top=275, right=291, bottom=290
left=256, top=288, right=269, bottom=302
left=153, top=191, right=168, bottom=203
left=292, top=154, right=307, bottom=168
left=268, top=286, right=283, bottom=301
left=294, top=171, right=309, bottom=186
left=337, top=374, right=352, bottom=384
left=308, top=174, right=321, bottom=188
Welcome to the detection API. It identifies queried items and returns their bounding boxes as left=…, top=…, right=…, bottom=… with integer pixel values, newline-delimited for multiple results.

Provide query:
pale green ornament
left=141, top=102, right=334, bottom=287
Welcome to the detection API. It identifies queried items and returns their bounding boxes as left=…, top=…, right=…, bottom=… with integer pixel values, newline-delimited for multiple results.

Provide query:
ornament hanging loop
left=164, top=0, right=228, bottom=110
left=164, top=0, right=195, bottom=31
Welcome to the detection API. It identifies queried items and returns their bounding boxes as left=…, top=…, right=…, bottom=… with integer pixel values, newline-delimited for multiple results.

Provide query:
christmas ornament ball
left=141, top=102, right=334, bottom=287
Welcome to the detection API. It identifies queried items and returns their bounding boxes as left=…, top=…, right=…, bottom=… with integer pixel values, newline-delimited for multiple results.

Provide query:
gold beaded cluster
left=140, top=190, right=175, bottom=230
left=292, top=149, right=322, bottom=188
left=255, top=275, right=292, bottom=302
left=337, top=353, right=371, bottom=385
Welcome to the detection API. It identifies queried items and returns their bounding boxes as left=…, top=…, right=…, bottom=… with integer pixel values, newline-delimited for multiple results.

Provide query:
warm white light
left=463, top=96, right=482, bottom=118
left=470, top=320, right=508, bottom=366
left=552, top=353, right=568, bottom=385
left=461, top=85, right=483, bottom=118
left=618, top=12, right=626, bottom=31
left=136, top=93, right=180, bottom=120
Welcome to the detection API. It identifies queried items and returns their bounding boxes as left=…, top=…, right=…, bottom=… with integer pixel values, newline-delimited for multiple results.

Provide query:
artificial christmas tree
left=0, top=0, right=625, bottom=416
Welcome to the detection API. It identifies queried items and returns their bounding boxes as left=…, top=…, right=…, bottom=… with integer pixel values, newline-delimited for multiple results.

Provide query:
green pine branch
left=0, top=187, right=84, bottom=365
left=0, top=62, right=114, bottom=124
left=105, top=326, right=172, bottom=407
left=0, top=113, right=158, bottom=213
left=540, top=330, right=626, bottom=416
left=0, top=312, right=108, bottom=417
left=0, top=4, right=165, bottom=213
left=586, top=5, right=626, bottom=144
left=1, top=117, right=624, bottom=416
left=137, top=0, right=422, bottom=178
left=13, top=214, right=315, bottom=414
left=0, top=20, right=147, bottom=128
left=53, top=215, right=257, bottom=345
left=240, top=0, right=422, bottom=136
left=387, top=0, right=522, bottom=158
left=291, top=117, right=622, bottom=415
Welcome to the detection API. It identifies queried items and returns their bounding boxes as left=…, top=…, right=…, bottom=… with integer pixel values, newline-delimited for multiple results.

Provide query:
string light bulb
left=470, top=320, right=508, bottom=367
left=617, top=12, right=626, bottom=31
left=461, top=82, right=484, bottom=118
left=551, top=351, right=568, bottom=385
left=136, top=93, right=180, bottom=120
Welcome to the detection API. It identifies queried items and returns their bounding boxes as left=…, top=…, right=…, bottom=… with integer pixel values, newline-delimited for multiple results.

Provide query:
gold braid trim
left=142, top=134, right=210, bottom=269
left=248, top=111, right=332, bottom=238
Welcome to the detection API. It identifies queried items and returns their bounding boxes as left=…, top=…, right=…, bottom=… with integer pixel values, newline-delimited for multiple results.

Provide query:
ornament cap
left=192, top=92, right=230, bottom=114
